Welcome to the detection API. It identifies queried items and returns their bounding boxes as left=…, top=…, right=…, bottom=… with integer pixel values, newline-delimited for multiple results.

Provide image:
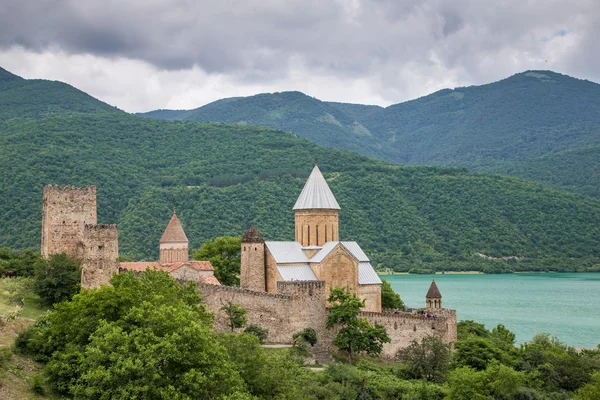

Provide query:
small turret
left=240, top=226, right=266, bottom=291
left=159, top=211, right=189, bottom=263
left=426, top=279, right=442, bottom=309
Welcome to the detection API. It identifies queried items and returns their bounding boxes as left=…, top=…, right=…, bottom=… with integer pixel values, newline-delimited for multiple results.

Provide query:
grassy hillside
left=141, top=70, right=600, bottom=198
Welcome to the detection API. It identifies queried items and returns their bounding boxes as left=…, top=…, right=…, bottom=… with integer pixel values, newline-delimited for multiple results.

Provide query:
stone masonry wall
left=80, top=224, right=119, bottom=289
left=41, top=185, right=97, bottom=259
left=240, top=242, right=266, bottom=291
left=359, top=310, right=457, bottom=358
left=294, top=209, right=339, bottom=247
left=359, top=284, right=382, bottom=313
left=195, top=283, right=298, bottom=342
left=195, top=279, right=456, bottom=359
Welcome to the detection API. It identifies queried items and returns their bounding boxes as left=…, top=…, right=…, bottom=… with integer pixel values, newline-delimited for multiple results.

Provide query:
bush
left=293, top=328, right=318, bottom=347
left=244, top=324, right=268, bottom=344
left=29, top=373, right=46, bottom=395
left=33, top=253, right=80, bottom=306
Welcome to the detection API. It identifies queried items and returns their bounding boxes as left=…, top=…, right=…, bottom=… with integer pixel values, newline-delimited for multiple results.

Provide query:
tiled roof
left=277, top=265, right=318, bottom=281
left=265, top=241, right=309, bottom=264
left=426, top=279, right=442, bottom=298
left=159, top=213, right=188, bottom=244
left=293, top=165, right=341, bottom=210
left=199, top=275, right=221, bottom=285
left=358, top=262, right=382, bottom=285
left=120, top=261, right=214, bottom=272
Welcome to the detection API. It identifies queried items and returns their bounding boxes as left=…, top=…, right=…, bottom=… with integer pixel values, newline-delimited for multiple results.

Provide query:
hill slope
left=138, top=91, right=400, bottom=162
left=141, top=71, right=600, bottom=198
left=0, top=67, right=122, bottom=122
left=1, top=67, right=599, bottom=272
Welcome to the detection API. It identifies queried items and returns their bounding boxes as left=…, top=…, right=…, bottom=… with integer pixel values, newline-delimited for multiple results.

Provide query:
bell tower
left=159, top=211, right=189, bottom=263
left=426, top=279, right=443, bottom=309
left=293, top=164, right=340, bottom=247
left=240, top=226, right=265, bottom=291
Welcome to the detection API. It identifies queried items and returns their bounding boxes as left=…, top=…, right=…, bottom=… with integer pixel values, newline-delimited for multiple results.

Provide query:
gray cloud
left=0, top=0, right=598, bottom=110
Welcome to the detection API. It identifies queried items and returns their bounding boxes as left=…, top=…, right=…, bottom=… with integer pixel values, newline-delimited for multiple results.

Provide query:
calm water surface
left=382, top=273, right=600, bottom=348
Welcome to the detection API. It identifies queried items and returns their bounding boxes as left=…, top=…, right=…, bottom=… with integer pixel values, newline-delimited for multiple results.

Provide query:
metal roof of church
left=159, top=212, right=188, bottom=243
left=277, top=265, right=318, bottom=281
left=265, top=241, right=309, bottom=263
left=293, top=165, right=341, bottom=210
left=310, top=241, right=369, bottom=263
left=358, top=262, right=382, bottom=285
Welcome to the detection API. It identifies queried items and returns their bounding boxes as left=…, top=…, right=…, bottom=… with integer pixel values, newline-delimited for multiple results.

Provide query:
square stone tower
left=41, top=185, right=97, bottom=259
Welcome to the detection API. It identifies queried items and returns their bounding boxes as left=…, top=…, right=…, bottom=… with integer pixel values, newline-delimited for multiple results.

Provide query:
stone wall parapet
left=193, top=282, right=293, bottom=300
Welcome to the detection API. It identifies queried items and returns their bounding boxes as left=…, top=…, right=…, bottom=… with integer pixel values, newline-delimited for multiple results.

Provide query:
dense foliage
left=2, top=67, right=600, bottom=273
left=326, top=286, right=391, bottom=364
left=33, top=253, right=80, bottom=306
left=10, top=270, right=600, bottom=399
left=192, top=236, right=241, bottom=286
left=380, top=278, right=405, bottom=310
left=141, top=70, right=600, bottom=199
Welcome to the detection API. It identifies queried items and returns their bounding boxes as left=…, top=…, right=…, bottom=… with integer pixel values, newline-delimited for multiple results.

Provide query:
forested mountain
left=0, top=67, right=121, bottom=122
left=1, top=67, right=600, bottom=272
left=140, top=71, right=600, bottom=198
left=138, top=91, right=401, bottom=161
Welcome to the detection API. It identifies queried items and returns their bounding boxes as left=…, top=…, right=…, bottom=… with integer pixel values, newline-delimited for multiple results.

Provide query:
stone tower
left=293, top=165, right=340, bottom=247
left=240, top=226, right=265, bottom=291
left=80, top=224, right=119, bottom=289
left=426, top=279, right=442, bottom=309
left=159, top=211, right=189, bottom=263
left=41, top=185, right=97, bottom=259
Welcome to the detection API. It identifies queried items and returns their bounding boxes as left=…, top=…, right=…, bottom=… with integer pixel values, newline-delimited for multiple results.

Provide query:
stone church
left=240, top=165, right=383, bottom=312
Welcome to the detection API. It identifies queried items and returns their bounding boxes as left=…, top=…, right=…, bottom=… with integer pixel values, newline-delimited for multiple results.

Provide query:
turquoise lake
left=382, top=273, right=600, bottom=349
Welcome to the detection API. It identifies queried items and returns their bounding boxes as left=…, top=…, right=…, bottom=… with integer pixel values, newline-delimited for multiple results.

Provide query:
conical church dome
left=293, top=165, right=341, bottom=210
left=426, top=279, right=442, bottom=298
left=160, top=212, right=188, bottom=244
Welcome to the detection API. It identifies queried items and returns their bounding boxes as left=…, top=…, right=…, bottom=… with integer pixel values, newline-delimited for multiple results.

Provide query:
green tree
left=244, top=324, right=268, bottom=344
left=453, top=336, right=509, bottom=370
left=193, top=236, right=241, bottom=286
left=396, top=334, right=451, bottom=382
left=221, top=300, right=248, bottom=332
left=33, top=253, right=80, bottom=306
left=575, top=371, right=600, bottom=400
left=380, top=278, right=404, bottom=310
left=446, top=363, right=527, bottom=400
left=326, top=286, right=390, bottom=364
left=16, top=270, right=251, bottom=398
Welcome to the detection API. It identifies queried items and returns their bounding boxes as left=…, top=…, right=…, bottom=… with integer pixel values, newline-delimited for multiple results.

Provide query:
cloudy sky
left=1, top=0, right=598, bottom=112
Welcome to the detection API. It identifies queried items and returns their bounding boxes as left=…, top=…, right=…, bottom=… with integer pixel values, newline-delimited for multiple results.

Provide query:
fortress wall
left=80, top=224, right=119, bottom=289
left=195, top=281, right=329, bottom=343
left=358, top=310, right=455, bottom=358
left=41, top=185, right=97, bottom=259
left=195, top=283, right=298, bottom=342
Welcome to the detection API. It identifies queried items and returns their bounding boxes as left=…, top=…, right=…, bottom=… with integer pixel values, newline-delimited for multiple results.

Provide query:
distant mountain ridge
left=139, top=70, right=600, bottom=198
left=1, top=65, right=599, bottom=273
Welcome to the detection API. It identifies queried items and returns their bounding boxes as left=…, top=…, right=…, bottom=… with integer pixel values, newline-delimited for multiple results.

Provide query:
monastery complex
left=40, top=164, right=457, bottom=357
